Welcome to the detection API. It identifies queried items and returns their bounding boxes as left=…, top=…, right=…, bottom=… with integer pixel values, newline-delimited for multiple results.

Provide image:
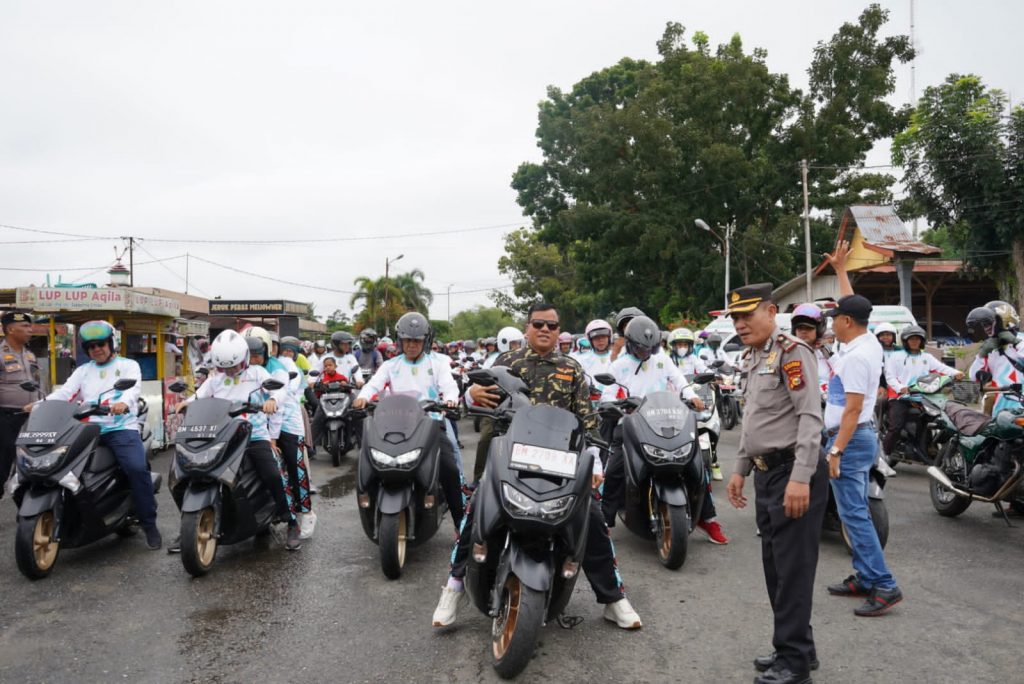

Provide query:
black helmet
left=615, top=306, right=646, bottom=335
left=395, top=312, right=432, bottom=355
left=246, top=336, right=267, bottom=364
left=624, top=315, right=661, bottom=361
left=966, top=306, right=1000, bottom=342
left=900, top=324, right=927, bottom=346
left=359, top=328, right=378, bottom=350
left=707, top=333, right=722, bottom=349
left=331, top=330, right=354, bottom=349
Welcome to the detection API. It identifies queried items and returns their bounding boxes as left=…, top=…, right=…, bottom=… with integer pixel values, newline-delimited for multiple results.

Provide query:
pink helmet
left=585, top=319, right=613, bottom=340
left=558, top=332, right=572, bottom=344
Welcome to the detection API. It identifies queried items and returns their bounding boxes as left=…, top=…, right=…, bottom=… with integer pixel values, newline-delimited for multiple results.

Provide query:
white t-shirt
left=357, top=352, right=460, bottom=405
left=188, top=365, right=287, bottom=441
left=885, top=351, right=958, bottom=393
left=600, top=352, right=699, bottom=402
left=824, top=332, right=883, bottom=429
left=46, top=357, right=142, bottom=434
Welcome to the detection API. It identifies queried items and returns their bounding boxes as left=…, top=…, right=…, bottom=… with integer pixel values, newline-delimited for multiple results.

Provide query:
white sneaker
left=299, top=511, right=317, bottom=540
left=432, top=585, right=464, bottom=627
left=603, top=598, right=642, bottom=629
left=710, top=464, right=723, bottom=481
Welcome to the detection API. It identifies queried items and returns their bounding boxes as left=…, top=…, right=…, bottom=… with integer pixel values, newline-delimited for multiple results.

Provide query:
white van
left=867, top=305, right=917, bottom=335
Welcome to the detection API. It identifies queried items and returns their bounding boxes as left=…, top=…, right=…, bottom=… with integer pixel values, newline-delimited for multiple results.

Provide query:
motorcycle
left=927, top=383, right=1024, bottom=520
left=464, top=367, right=597, bottom=679
left=354, top=394, right=454, bottom=579
left=714, top=364, right=741, bottom=431
left=594, top=372, right=715, bottom=570
left=11, top=379, right=162, bottom=579
left=309, top=369, right=355, bottom=466
left=881, top=373, right=955, bottom=467
left=137, top=396, right=154, bottom=461
left=167, top=378, right=286, bottom=577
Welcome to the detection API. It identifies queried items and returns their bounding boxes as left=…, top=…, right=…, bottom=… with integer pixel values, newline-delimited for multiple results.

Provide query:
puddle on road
left=318, top=467, right=358, bottom=499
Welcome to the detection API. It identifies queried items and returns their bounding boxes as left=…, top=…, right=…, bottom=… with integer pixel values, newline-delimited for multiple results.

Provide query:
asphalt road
left=0, top=422, right=1021, bottom=683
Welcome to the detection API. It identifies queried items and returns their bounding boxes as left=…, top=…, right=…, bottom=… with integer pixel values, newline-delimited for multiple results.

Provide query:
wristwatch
left=827, top=446, right=843, bottom=458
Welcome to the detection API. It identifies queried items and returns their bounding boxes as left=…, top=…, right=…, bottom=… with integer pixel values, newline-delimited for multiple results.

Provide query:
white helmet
left=243, top=326, right=273, bottom=351
left=584, top=319, right=613, bottom=341
left=497, top=326, right=525, bottom=353
left=874, top=322, right=897, bottom=337
left=210, top=330, right=249, bottom=369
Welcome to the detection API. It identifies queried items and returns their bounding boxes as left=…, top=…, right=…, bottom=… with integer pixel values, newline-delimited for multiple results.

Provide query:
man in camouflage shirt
left=432, top=302, right=642, bottom=630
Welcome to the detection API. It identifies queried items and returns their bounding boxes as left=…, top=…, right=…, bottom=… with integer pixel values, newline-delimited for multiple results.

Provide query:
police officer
left=0, top=312, right=44, bottom=494
left=724, top=284, right=827, bottom=684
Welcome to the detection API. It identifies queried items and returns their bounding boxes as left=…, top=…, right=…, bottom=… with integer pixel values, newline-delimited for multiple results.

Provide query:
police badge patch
left=783, top=361, right=805, bottom=390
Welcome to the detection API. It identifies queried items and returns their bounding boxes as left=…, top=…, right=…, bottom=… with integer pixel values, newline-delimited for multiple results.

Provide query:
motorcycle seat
left=943, top=402, right=990, bottom=437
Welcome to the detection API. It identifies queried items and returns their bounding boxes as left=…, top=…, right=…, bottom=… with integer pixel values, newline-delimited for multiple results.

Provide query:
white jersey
left=600, top=352, right=698, bottom=402
left=482, top=352, right=500, bottom=369
left=669, top=353, right=707, bottom=376
left=885, top=350, right=958, bottom=393
left=357, top=352, right=460, bottom=406
left=577, top=350, right=613, bottom=388
left=46, top=357, right=142, bottom=434
left=275, top=355, right=306, bottom=437
left=188, top=365, right=287, bottom=442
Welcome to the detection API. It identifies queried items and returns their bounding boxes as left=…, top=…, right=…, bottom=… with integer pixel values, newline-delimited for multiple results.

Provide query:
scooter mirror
left=709, top=360, right=725, bottom=369
left=288, top=371, right=298, bottom=380
left=19, top=381, right=39, bottom=392
left=593, top=373, right=617, bottom=386
left=693, top=373, right=716, bottom=384
left=262, top=379, right=285, bottom=391
left=467, top=369, right=497, bottom=386
left=113, top=378, right=137, bottom=391
left=168, top=381, right=188, bottom=393
left=308, top=370, right=321, bottom=377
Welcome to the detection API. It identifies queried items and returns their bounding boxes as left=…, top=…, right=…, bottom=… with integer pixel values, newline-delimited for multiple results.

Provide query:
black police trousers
left=0, top=410, right=28, bottom=493
left=754, top=456, right=828, bottom=674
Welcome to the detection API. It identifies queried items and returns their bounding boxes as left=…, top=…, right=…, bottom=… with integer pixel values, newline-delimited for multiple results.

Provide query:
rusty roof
left=845, top=205, right=941, bottom=256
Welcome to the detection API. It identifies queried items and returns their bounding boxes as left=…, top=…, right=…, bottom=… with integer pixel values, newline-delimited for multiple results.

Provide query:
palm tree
left=392, top=269, right=433, bottom=313
left=350, top=276, right=404, bottom=331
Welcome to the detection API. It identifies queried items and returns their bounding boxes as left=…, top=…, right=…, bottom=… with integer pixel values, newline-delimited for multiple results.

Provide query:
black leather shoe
left=144, top=526, right=163, bottom=551
left=827, top=574, right=870, bottom=597
left=754, top=652, right=819, bottom=672
left=855, top=586, right=903, bottom=616
left=754, top=664, right=812, bottom=684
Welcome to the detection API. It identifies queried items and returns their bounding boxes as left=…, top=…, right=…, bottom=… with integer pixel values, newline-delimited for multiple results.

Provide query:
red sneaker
left=697, top=519, right=729, bottom=545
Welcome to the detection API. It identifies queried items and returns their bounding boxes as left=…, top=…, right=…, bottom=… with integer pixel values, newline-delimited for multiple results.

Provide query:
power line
left=0, top=254, right=187, bottom=273
left=133, top=243, right=212, bottom=298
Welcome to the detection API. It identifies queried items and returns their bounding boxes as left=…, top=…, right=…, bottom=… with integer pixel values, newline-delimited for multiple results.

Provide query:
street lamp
left=696, top=219, right=733, bottom=310
left=383, top=254, right=405, bottom=337
left=446, top=284, right=453, bottom=324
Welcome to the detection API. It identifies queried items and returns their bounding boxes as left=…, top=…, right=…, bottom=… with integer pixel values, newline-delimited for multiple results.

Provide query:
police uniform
left=0, top=312, right=43, bottom=492
left=729, top=284, right=828, bottom=681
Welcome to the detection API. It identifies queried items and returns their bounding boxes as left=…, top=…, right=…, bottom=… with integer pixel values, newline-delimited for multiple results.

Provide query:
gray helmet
left=707, top=333, right=722, bottom=349
left=615, top=306, right=647, bottom=335
left=395, top=312, right=432, bottom=355
left=331, top=330, right=354, bottom=349
left=624, top=315, right=661, bottom=360
left=245, top=336, right=267, bottom=364
left=463, top=339, right=477, bottom=352
left=280, top=336, right=302, bottom=356
left=900, top=324, right=927, bottom=345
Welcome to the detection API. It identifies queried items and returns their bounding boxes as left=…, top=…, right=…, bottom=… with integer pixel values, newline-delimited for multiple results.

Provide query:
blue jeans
left=99, top=429, right=157, bottom=530
left=826, top=426, right=895, bottom=590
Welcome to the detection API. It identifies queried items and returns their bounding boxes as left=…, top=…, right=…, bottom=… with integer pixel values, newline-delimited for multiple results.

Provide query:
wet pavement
left=0, top=422, right=1021, bottom=683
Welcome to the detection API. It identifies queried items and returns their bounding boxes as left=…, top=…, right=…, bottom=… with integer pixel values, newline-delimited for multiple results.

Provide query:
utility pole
left=126, top=236, right=135, bottom=287
left=802, top=159, right=812, bottom=301
left=910, top=0, right=919, bottom=238
left=447, top=284, right=453, bottom=323
left=185, top=252, right=190, bottom=294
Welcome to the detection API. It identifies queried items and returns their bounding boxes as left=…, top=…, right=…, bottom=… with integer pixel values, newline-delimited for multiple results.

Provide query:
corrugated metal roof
left=847, top=205, right=941, bottom=255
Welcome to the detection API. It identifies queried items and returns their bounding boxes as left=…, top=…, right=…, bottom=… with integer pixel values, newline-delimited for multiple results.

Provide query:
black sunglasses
left=529, top=319, right=560, bottom=331
left=83, top=341, right=107, bottom=351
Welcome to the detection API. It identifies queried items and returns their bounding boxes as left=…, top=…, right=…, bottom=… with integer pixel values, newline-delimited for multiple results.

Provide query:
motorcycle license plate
left=179, top=424, right=220, bottom=439
left=509, top=443, right=577, bottom=478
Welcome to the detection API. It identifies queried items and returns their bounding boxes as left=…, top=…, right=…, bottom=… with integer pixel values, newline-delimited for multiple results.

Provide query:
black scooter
left=595, top=372, right=715, bottom=569
left=465, top=368, right=597, bottom=679
left=167, top=378, right=285, bottom=577
left=309, top=369, right=355, bottom=466
left=12, top=379, right=162, bottom=579
left=354, top=394, right=453, bottom=579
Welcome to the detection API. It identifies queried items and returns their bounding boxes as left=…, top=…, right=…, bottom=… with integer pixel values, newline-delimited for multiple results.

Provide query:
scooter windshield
left=373, top=394, right=422, bottom=442
left=638, top=391, right=690, bottom=439
left=179, top=398, right=233, bottom=440
left=18, top=401, right=78, bottom=445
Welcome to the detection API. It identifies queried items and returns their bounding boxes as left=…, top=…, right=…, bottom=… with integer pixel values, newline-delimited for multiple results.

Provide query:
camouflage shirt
left=492, top=345, right=596, bottom=430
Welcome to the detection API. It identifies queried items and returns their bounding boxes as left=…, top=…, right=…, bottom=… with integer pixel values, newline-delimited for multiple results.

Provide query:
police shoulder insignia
left=783, top=360, right=805, bottom=390
left=776, top=333, right=797, bottom=353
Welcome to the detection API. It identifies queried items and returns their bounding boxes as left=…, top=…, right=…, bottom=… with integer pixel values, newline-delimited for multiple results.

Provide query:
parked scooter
left=715, top=364, right=742, bottom=431
left=464, top=367, right=598, bottom=679
left=353, top=394, right=454, bottom=579
left=137, top=396, right=154, bottom=462
left=309, top=369, right=355, bottom=466
left=927, top=383, right=1024, bottom=520
left=594, top=372, right=715, bottom=570
left=167, top=378, right=285, bottom=577
left=11, top=379, right=162, bottom=579
left=881, top=372, right=955, bottom=467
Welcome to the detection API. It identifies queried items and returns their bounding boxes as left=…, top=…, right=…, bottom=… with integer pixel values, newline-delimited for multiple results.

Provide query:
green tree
left=503, top=5, right=913, bottom=325
left=893, top=74, right=1024, bottom=304
left=392, top=269, right=434, bottom=313
left=449, top=306, right=517, bottom=341
left=349, top=276, right=405, bottom=332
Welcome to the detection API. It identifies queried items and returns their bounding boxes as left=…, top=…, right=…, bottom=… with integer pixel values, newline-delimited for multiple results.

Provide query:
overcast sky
left=2, top=1, right=1021, bottom=328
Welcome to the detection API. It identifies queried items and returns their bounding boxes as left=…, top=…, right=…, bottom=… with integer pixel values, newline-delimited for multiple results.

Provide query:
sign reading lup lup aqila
left=16, top=287, right=180, bottom=318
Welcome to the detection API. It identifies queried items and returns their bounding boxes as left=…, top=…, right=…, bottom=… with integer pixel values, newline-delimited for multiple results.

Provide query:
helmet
left=463, top=339, right=477, bottom=352
left=707, top=333, right=722, bottom=348
left=380, top=335, right=393, bottom=346
left=624, top=315, right=661, bottom=361
left=790, top=303, right=825, bottom=338
left=280, top=336, right=302, bottom=357
left=615, top=307, right=646, bottom=334
left=558, top=332, right=572, bottom=344
left=210, top=330, right=249, bottom=370
left=874, top=322, right=897, bottom=338
left=300, top=340, right=313, bottom=355
left=359, top=328, right=378, bottom=350
left=331, top=330, right=354, bottom=349
left=395, top=312, right=432, bottom=355
left=483, top=337, right=497, bottom=348
left=314, top=339, right=327, bottom=350
left=985, top=300, right=1020, bottom=331
left=698, top=331, right=709, bottom=340
left=246, top=336, right=267, bottom=363
left=669, top=327, right=695, bottom=343
left=900, top=324, right=927, bottom=346
left=578, top=338, right=591, bottom=350
left=497, top=326, right=524, bottom=353
left=79, top=320, right=117, bottom=353
left=268, top=330, right=279, bottom=344
left=966, top=307, right=999, bottom=342
left=243, top=326, right=272, bottom=360
left=585, top=319, right=613, bottom=341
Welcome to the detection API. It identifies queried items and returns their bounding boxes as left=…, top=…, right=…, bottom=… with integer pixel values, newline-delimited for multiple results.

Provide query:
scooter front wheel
left=181, top=507, right=218, bottom=577
left=656, top=502, right=690, bottom=569
left=15, top=511, right=60, bottom=580
left=379, top=511, right=408, bottom=580
left=721, top=399, right=737, bottom=431
left=328, top=430, right=342, bottom=467
left=491, top=574, right=544, bottom=679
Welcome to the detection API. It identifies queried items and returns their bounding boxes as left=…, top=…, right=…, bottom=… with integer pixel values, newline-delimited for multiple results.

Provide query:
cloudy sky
left=2, top=1, right=1021, bottom=326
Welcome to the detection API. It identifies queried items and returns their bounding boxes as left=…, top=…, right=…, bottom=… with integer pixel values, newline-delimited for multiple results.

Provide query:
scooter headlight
left=17, top=445, right=70, bottom=473
left=642, top=443, right=692, bottom=462
left=501, top=483, right=576, bottom=522
left=178, top=442, right=227, bottom=470
left=370, top=448, right=421, bottom=468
